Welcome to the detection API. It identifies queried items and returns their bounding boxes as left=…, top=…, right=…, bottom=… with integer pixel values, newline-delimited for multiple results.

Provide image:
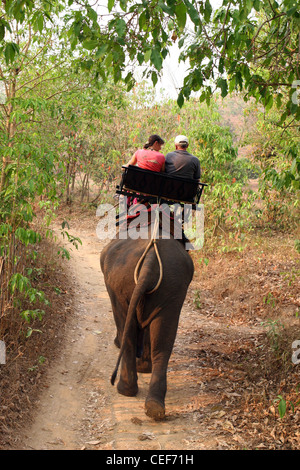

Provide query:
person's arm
left=124, top=153, right=137, bottom=167
left=161, top=161, right=165, bottom=172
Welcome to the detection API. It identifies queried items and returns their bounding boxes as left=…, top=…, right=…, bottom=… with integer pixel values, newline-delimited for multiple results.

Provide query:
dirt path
left=19, top=220, right=266, bottom=451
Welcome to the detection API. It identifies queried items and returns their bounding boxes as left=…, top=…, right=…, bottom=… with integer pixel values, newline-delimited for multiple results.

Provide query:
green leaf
left=137, top=52, right=144, bottom=65
left=82, top=39, right=99, bottom=50
left=242, top=64, right=251, bottom=83
left=119, top=0, right=128, bottom=11
left=291, top=158, right=297, bottom=173
left=177, top=91, right=184, bottom=108
left=139, top=10, right=148, bottom=30
left=115, top=18, right=126, bottom=37
left=290, top=102, right=298, bottom=115
left=199, top=91, right=206, bottom=102
left=253, top=0, right=261, bottom=11
left=4, top=42, right=19, bottom=64
left=151, top=48, right=162, bottom=71
left=217, top=78, right=228, bottom=98
left=37, top=12, right=44, bottom=33
left=87, top=7, right=98, bottom=23
left=124, top=71, right=133, bottom=83
left=95, top=44, right=108, bottom=59
left=218, top=57, right=224, bottom=74
left=184, top=0, right=200, bottom=25
left=286, top=6, right=298, bottom=17
left=278, top=397, right=287, bottom=418
left=276, top=93, right=282, bottom=109
left=204, top=0, right=212, bottom=22
left=151, top=71, right=158, bottom=86
left=178, top=37, right=185, bottom=48
left=158, top=1, right=174, bottom=15
left=144, top=49, right=151, bottom=62
left=246, top=0, right=253, bottom=11
left=0, top=23, right=5, bottom=41
left=108, top=0, right=115, bottom=12
left=113, top=66, right=122, bottom=83
left=175, top=1, right=187, bottom=29
left=205, top=92, right=211, bottom=107
left=265, top=94, right=273, bottom=112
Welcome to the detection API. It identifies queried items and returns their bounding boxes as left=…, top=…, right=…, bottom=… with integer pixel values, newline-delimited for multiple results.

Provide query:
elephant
left=100, top=228, right=194, bottom=420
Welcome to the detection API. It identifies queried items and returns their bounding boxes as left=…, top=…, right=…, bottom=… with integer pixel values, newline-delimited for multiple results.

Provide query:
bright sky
left=94, top=1, right=224, bottom=100
left=157, top=44, right=187, bottom=99
left=155, top=0, right=223, bottom=100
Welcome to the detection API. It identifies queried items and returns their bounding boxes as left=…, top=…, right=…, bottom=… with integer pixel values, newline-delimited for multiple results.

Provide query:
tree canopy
left=0, top=0, right=298, bottom=202
left=2, top=1, right=299, bottom=125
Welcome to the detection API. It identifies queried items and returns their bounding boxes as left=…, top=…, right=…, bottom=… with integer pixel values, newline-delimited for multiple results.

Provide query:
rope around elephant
left=133, top=216, right=163, bottom=294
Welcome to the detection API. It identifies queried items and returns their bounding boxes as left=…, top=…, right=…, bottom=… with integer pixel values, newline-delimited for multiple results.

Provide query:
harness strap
left=133, top=209, right=163, bottom=294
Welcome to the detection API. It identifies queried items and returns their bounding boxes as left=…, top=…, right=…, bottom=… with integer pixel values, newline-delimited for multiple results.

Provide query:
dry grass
left=185, top=227, right=300, bottom=449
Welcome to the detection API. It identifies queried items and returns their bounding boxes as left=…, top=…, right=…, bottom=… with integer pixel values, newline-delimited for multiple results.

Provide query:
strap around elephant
left=133, top=215, right=163, bottom=294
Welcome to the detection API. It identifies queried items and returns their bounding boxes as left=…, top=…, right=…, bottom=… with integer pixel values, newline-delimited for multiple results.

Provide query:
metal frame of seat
left=116, top=165, right=207, bottom=206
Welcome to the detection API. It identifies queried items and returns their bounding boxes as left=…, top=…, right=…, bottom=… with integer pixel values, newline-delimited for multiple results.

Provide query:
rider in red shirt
left=125, top=134, right=165, bottom=172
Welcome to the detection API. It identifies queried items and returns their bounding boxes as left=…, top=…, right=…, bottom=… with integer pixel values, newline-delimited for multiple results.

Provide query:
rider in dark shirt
left=164, top=135, right=201, bottom=249
left=164, top=135, right=200, bottom=180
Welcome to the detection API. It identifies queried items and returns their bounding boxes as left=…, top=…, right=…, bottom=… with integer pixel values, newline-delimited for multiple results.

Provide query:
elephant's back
left=101, top=237, right=194, bottom=288
left=156, top=238, right=194, bottom=285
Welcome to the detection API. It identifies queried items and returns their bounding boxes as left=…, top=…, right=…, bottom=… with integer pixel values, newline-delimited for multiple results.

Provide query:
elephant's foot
left=117, top=379, right=138, bottom=397
left=145, top=399, right=165, bottom=421
left=136, top=359, right=152, bottom=373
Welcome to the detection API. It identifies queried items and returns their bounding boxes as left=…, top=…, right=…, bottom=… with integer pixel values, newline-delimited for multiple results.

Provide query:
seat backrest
left=118, top=165, right=205, bottom=204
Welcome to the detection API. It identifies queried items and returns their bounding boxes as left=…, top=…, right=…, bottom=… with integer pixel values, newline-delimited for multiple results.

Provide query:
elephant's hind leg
left=117, top=323, right=139, bottom=397
left=117, top=354, right=138, bottom=397
left=145, top=309, right=180, bottom=420
left=136, top=326, right=152, bottom=373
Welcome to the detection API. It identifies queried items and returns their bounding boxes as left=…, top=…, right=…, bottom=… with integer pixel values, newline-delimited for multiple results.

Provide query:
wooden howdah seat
left=116, top=165, right=207, bottom=206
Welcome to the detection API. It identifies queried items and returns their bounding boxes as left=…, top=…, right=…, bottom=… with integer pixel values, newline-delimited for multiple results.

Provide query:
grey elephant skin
left=100, top=234, right=194, bottom=420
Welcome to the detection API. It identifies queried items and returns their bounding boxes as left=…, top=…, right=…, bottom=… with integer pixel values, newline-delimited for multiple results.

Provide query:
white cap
left=175, top=135, right=189, bottom=145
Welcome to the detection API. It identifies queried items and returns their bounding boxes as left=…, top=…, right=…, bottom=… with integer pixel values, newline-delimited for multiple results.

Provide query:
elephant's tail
left=110, top=276, right=148, bottom=386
